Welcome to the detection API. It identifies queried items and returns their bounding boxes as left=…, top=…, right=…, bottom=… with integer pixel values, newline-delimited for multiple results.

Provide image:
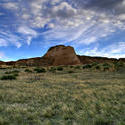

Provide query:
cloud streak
left=79, top=42, right=125, bottom=59
left=0, top=0, right=125, bottom=58
left=0, top=30, right=21, bottom=48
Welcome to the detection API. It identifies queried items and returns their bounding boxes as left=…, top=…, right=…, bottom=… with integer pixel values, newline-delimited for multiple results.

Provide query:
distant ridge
left=0, top=45, right=124, bottom=66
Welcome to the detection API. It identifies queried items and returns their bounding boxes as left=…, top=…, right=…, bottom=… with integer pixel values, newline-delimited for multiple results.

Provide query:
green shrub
left=114, top=62, right=124, bottom=67
left=0, top=75, right=16, bottom=80
left=116, top=61, right=124, bottom=67
left=13, top=73, right=19, bottom=77
left=49, top=67, right=56, bottom=73
left=57, top=67, right=63, bottom=71
left=5, top=71, right=11, bottom=74
left=74, top=65, right=81, bottom=69
left=11, top=70, right=20, bottom=74
left=5, top=70, right=19, bottom=76
left=68, top=70, right=74, bottom=73
left=83, top=64, right=92, bottom=69
left=70, top=66, right=74, bottom=68
left=25, top=69, right=32, bottom=73
left=21, top=66, right=27, bottom=68
left=95, top=65, right=100, bottom=70
left=92, top=62, right=98, bottom=66
left=0, top=67, right=6, bottom=70
left=95, top=118, right=113, bottom=125
left=34, top=68, right=46, bottom=73
left=103, top=63, right=110, bottom=67
left=114, top=61, right=125, bottom=71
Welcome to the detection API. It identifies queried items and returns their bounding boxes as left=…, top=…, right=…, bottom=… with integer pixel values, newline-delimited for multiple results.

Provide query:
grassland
left=0, top=65, right=125, bottom=125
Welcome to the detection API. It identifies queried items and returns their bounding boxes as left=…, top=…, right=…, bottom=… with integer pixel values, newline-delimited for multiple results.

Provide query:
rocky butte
left=0, top=45, right=124, bottom=66
left=43, top=45, right=81, bottom=66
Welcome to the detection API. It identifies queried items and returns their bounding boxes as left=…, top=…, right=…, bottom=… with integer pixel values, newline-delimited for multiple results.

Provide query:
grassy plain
left=0, top=65, right=125, bottom=125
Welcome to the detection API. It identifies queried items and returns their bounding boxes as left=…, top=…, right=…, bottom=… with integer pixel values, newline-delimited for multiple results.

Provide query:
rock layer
left=43, top=45, right=81, bottom=66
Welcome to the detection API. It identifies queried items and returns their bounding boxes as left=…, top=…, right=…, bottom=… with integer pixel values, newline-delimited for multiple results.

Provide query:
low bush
left=83, top=64, right=92, bottom=69
left=5, top=71, right=11, bottom=74
left=95, top=65, right=100, bottom=70
left=95, top=118, right=113, bottom=125
left=68, top=70, right=74, bottom=73
left=21, top=66, right=27, bottom=68
left=5, top=70, right=19, bottom=76
left=70, top=66, right=74, bottom=68
left=103, top=63, right=110, bottom=67
left=0, top=67, right=6, bottom=70
left=49, top=67, right=56, bottom=73
left=0, top=75, right=16, bottom=80
left=13, top=73, right=19, bottom=77
left=74, top=65, right=81, bottom=69
left=11, top=70, right=20, bottom=74
left=25, top=69, right=32, bottom=73
left=57, top=67, right=63, bottom=71
left=91, top=62, right=98, bottom=66
left=34, top=68, right=46, bottom=73
left=114, top=62, right=123, bottom=67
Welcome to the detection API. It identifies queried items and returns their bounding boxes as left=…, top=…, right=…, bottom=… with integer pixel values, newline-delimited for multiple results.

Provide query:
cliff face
left=43, top=45, right=81, bottom=66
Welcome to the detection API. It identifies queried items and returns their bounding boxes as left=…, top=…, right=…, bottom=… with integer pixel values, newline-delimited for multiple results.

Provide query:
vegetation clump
left=5, top=70, right=19, bottom=74
left=49, top=67, right=56, bottom=73
left=0, top=75, right=16, bottom=80
left=68, top=70, right=74, bottom=73
left=70, top=65, right=74, bottom=68
left=114, top=61, right=125, bottom=72
left=25, top=69, right=32, bottom=73
left=95, top=65, right=100, bottom=70
left=34, top=67, right=46, bottom=73
left=57, top=66, right=63, bottom=71
left=74, top=65, right=81, bottom=69
left=4, top=70, right=19, bottom=77
left=83, top=64, right=92, bottom=69
left=91, top=62, right=98, bottom=66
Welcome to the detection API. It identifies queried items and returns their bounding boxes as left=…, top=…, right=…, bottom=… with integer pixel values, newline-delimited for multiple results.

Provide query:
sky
left=0, top=0, right=125, bottom=61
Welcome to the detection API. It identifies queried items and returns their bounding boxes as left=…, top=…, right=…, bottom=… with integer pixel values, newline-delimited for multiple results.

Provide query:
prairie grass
left=0, top=66, right=125, bottom=125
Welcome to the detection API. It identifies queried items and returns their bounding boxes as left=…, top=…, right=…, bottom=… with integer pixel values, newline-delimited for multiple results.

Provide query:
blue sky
left=0, top=0, right=125, bottom=61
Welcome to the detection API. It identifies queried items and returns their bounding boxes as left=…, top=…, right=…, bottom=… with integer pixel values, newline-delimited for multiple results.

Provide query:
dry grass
left=0, top=66, right=125, bottom=125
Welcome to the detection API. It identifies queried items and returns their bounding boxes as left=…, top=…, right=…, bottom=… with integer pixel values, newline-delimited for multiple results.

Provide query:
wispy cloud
left=2, top=2, right=19, bottom=10
left=1, top=0, right=125, bottom=45
left=0, top=30, right=21, bottom=48
left=0, top=38, right=8, bottom=46
left=18, top=26, right=38, bottom=45
left=0, top=52, right=5, bottom=59
left=79, top=42, right=125, bottom=58
left=0, top=0, right=125, bottom=58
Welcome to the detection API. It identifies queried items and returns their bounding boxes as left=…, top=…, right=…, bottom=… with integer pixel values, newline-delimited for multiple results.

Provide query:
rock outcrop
left=43, top=45, right=81, bottom=66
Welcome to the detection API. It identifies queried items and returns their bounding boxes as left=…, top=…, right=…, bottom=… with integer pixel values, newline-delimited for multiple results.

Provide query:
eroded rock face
left=43, top=45, right=81, bottom=66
